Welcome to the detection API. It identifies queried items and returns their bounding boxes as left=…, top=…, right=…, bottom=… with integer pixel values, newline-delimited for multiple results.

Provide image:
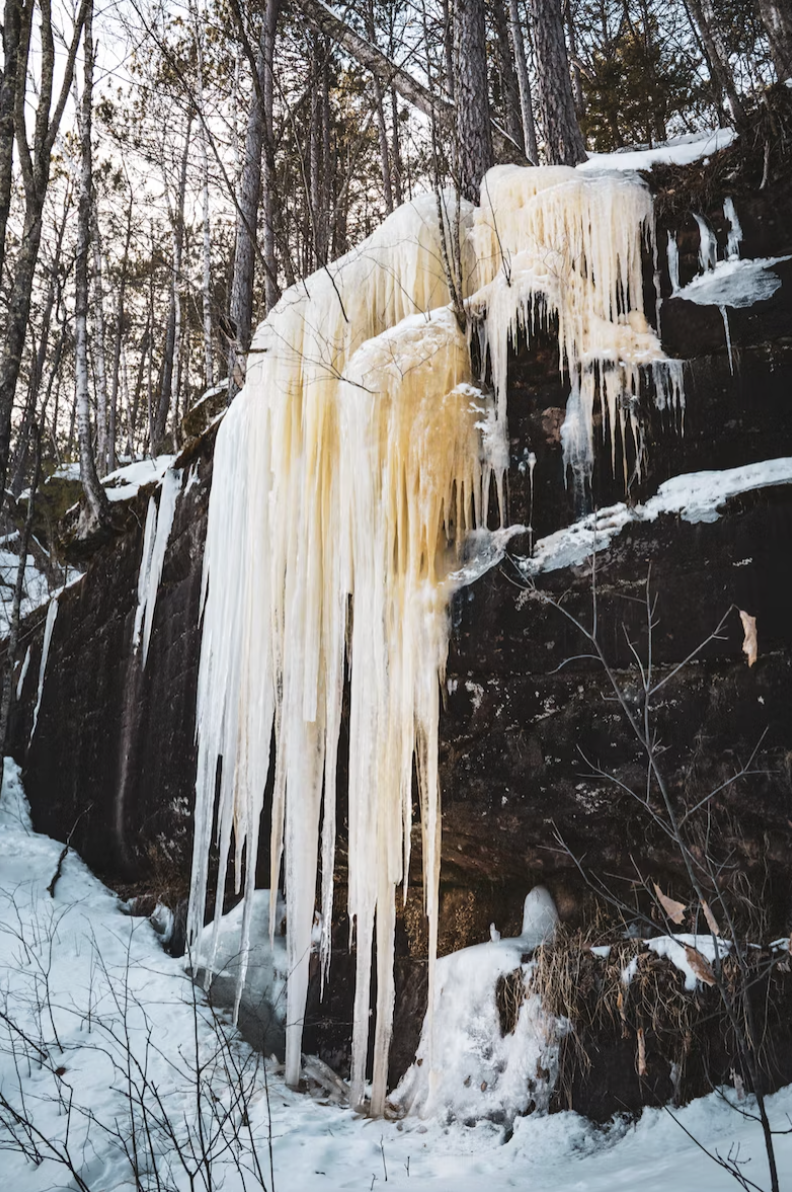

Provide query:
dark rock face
left=8, top=431, right=217, bottom=895
left=8, top=145, right=792, bottom=1119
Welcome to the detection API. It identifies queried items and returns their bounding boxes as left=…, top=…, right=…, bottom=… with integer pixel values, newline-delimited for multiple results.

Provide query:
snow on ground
left=578, top=128, right=736, bottom=173
left=2, top=760, right=792, bottom=1191
left=517, top=457, right=792, bottom=576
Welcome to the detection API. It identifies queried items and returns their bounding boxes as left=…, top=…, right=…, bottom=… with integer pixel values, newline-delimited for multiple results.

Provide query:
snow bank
left=2, top=762, right=792, bottom=1191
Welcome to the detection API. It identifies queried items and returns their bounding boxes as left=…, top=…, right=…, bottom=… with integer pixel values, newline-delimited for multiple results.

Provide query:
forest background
left=0, top=0, right=789, bottom=544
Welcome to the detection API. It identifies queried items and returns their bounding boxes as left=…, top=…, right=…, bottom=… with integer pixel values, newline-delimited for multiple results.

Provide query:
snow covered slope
left=2, top=760, right=792, bottom=1191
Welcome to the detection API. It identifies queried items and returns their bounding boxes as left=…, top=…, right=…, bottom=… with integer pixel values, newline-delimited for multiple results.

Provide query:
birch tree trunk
left=529, top=0, right=588, bottom=164
left=191, top=0, right=214, bottom=389
left=109, top=197, right=134, bottom=473
left=507, top=0, right=539, bottom=164
left=454, top=0, right=494, bottom=201
left=74, top=0, right=109, bottom=528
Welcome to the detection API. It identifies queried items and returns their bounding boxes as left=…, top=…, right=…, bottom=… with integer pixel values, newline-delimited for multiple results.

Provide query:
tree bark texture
left=229, top=0, right=281, bottom=383
left=154, top=110, right=192, bottom=446
left=756, top=0, right=792, bottom=81
left=529, top=0, right=588, bottom=164
left=454, top=0, right=495, bottom=201
left=74, top=0, right=109, bottom=528
left=507, top=0, right=539, bottom=164
left=491, top=0, right=525, bottom=153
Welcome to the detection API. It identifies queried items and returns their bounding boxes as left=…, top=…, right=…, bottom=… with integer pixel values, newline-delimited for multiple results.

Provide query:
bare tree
left=74, top=0, right=110, bottom=530
left=517, top=566, right=786, bottom=1192
left=0, top=0, right=90, bottom=499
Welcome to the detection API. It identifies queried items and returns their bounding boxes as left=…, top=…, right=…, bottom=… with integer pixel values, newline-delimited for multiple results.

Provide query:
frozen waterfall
left=188, top=165, right=686, bottom=1116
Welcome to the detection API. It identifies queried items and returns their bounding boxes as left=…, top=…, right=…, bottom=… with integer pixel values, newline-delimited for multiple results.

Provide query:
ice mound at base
left=392, top=888, right=562, bottom=1125
left=191, top=890, right=289, bottom=1057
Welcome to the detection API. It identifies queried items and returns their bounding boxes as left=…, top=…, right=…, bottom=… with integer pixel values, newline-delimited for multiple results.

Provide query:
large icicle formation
left=188, top=166, right=685, bottom=1116
left=472, top=166, right=684, bottom=491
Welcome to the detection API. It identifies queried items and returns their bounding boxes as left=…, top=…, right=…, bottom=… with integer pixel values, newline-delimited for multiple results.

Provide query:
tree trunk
left=109, top=197, right=133, bottom=474
left=565, top=0, right=586, bottom=118
left=491, top=0, right=525, bottom=153
left=191, top=0, right=215, bottom=390
left=529, top=0, right=588, bottom=164
left=455, top=0, right=495, bottom=201
left=0, top=0, right=89, bottom=500
left=154, top=110, right=192, bottom=446
left=366, top=2, right=394, bottom=213
left=91, top=210, right=110, bottom=473
left=756, top=0, right=792, bottom=80
left=0, top=423, right=41, bottom=755
left=229, top=0, right=281, bottom=386
left=507, top=0, right=539, bottom=164
left=0, top=0, right=28, bottom=286
left=391, top=87, right=404, bottom=204
left=685, top=0, right=748, bottom=130
left=74, top=0, right=109, bottom=528
left=299, top=0, right=522, bottom=164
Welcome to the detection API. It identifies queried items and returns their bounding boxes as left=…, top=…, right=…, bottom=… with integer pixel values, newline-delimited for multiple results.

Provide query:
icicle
left=16, top=645, right=31, bottom=701
left=667, top=232, right=680, bottom=293
left=188, top=194, right=482, bottom=1109
left=724, top=197, right=743, bottom=261
left=189, top=168, right=690, bottom=1121
left=472, top=167, right=685, bottom=491
left=132, top=496, right=158, bottom=651
left=141, top=468, right=183, bottom=666
left=720, top=305, right=734, bottom=374
left=694, top=213, right=717, bottom=272
left=29, top=597, right=58, bottom=744
left=527, top=451, right=537, bottom=556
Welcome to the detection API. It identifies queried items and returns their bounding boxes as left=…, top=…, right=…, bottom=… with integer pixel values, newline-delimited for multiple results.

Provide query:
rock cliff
left=8, top=117, right=792, bottom=1117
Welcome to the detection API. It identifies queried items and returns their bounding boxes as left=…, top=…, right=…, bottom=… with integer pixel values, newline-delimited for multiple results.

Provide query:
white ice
left=28, top=595, right=58, bottom=742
